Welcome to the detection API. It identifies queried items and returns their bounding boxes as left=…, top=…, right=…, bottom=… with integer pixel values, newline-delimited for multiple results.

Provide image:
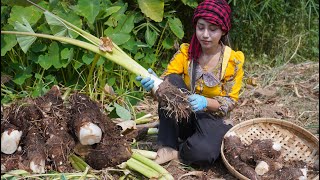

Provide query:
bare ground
left=134, top=61, right=319, bottom=179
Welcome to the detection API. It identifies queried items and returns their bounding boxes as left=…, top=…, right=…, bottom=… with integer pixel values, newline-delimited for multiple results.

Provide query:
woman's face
left=196, top=18, right=225, bottom=51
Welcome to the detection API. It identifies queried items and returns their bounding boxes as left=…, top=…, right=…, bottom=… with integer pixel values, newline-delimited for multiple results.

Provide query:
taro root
left=45, top=131, right=75, bottom=172
left=1, top=122, right=22, bottom=154
left=264, top=166, right=306, bottom=180
left=156, top=78, right=191, bottom=121
left=247, top=139, right=282, bottom=160
left=68, top=93, right=105, bottom=145
left=85, top=115, right=131, bottom=169
left=224, top=132, right=245, bottom=160
left=1, top=97, right=43, bottom=155
left=25, top=127, right=46, bottom=173
left=263, top=160, right=308, bottom=180
left=35, top=86, right=75, bottom=172
left=6, top=99, right=44, bottom=135
left=236, top=159, right=261, bottom=180
left=224, top=132, right=261, bottom=179
left=255, top=157, right=283, bottom=176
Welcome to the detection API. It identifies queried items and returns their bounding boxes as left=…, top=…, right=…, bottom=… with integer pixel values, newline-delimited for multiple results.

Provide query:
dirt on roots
left=1, top=87, right=131, bottom=173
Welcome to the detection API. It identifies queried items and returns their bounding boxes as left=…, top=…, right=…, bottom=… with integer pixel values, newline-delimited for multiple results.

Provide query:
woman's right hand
left=136, top=68, right=157, bottom=91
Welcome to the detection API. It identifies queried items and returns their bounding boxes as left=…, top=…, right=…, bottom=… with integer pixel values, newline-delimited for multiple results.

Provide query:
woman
left=136, top=0, right=244, bottom=166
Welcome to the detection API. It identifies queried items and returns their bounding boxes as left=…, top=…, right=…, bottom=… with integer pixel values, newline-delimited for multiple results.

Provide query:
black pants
left=157, top=74, right=232, bottom=166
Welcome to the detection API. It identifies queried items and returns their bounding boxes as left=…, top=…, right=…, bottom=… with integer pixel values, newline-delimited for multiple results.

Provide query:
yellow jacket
left=161, top=43, right=245, bottom=116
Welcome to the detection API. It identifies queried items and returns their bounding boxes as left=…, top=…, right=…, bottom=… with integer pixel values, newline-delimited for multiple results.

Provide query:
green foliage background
left=1, top=0, right=319, bottom=116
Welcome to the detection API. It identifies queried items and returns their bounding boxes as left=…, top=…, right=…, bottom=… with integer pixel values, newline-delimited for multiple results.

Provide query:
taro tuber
left=85, top=117, right=131, bottom=169
left=264, top=166, right=307, bottom=180
left=25, top=127, right=46, bottom=173
left=68, top=93, right=105, bottom=145
left=224, top=132, right=261, bottom=180
left=1, top=122, right=22, bottom=155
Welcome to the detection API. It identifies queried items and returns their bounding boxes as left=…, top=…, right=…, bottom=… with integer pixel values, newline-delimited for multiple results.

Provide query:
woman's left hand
left=188, top=94, right=208, bottom=112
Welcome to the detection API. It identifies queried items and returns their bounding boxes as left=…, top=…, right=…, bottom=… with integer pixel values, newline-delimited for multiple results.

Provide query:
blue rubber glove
left=188, top=94, right=208, bottom=112
left=136, top=68, right=157, bottom=91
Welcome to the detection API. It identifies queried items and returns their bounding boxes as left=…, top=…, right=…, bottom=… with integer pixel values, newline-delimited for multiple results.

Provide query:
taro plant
left=1, top=0, right=190, bottom=120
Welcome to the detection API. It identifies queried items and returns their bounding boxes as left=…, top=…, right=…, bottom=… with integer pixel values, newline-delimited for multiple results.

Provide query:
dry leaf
left=246, top=77, right=258, bottom=86
left=99, top=37, right=113, bottom=52
left=104, top=83, right=115, bottom=95
left=116, top=120, right=137, bottom=134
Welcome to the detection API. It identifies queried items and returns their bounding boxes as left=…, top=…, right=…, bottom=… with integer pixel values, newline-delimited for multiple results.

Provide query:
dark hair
left=221, top=34, right=231, bottom=47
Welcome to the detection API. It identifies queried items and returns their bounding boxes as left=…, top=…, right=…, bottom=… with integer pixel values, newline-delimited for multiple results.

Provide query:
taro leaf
left=134, top=52, right=145, bottom=60
left=37, top=42, right=60, bottom=70
left=44, top=11, right=69, bottom=37
left=44, top=10, right=82, bottom=38
left=107, top=77, right=116, bottom=86
left=61, top=48, right=74, bottom=68
left=144, top=52, right=157, bottom=64
left=1, top=34, right=17, bottom=56
left=104, top=27, right=131, bottom=45
left=114, top=102, right=131, bottom=121
left=2, top=0, right=41, bottom=6
left=145, top=26, right=158, bottom=46
left=1, top=6, right=9, bottom=24
left=121, top=36, right=136, bottom=52
left=8, top=4, right=43, bottom=26
left=104, top=3, right=128, bottom=27
left=12, top=67, right=32, bottom=85
left=73, top=60, right=83, bottom=70
left=14, top=18, right=37, bottom=53
left=101, top=6, right=121, bottom=19
left=74, top=0, right=100, bottom=25
left=110, top=33, right=131, bottom=45
left=181, top=0, right=198, bottom=8
left=82, top=53, right=94, bottom=65
left=168, top=17, right=184, bottom=39
left=31, top=81, right=44, bottom=97
left=49, top=42, right=62, bottom=69
left=118, top=14, right=135, bottom=33
left=137, top=0, right=164, bottom=22
left=162, top=37, right=174, bottom=49
left=96, top=57, right=105, bottom=66
left=31, top=43, right=47, bottom=53
left=38, top=54, right=52, bottom=70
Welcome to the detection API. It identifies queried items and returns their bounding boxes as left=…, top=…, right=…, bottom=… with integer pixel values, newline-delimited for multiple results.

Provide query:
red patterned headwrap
left=188, top=0, right=231, bottom=62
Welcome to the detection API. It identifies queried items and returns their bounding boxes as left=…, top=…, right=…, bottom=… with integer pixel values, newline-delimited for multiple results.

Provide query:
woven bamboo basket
left=221, top=118, right=319, bottom=180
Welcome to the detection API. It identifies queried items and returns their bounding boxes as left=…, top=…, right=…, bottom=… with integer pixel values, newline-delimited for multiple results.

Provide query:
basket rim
left=220, top=117, right=319, bottom=180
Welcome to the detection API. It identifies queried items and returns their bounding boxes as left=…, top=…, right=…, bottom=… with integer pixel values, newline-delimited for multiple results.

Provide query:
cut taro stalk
left=68, top=93, right=105, bottom=145
left=85, top=115, right=131, bottom=169
left=1, top=122, right=22, bottom=154
left=155, top=78, right=192, bottom=121
left=25, top=127, right=46, bottom=173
